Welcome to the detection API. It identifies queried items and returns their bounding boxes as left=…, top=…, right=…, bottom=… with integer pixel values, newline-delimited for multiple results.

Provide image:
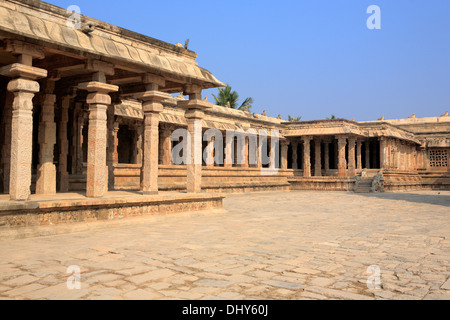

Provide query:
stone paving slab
left=0, top=190, right=449, bottom=300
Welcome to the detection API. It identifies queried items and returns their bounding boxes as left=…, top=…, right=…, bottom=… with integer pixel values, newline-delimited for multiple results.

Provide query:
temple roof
left=0, top=0, right=225, bottom=88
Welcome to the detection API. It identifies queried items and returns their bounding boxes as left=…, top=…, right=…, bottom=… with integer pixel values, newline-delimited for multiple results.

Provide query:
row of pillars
left=282, top=136, right=358, bottom=178
left=0, top=40, right=207, bottom=200
left=281, top=136, right=417, bottom=178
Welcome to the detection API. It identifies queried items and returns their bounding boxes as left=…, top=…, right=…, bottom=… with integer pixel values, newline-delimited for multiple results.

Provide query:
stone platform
left=0, top=191, right=225, bottom=240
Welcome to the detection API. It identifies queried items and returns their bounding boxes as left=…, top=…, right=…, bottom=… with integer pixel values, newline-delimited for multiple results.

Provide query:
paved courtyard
left=0, top=190, right=449, bottom=300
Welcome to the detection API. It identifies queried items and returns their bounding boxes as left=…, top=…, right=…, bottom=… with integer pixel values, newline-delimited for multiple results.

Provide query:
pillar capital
left=4, top=39, right=45, bottom=60
left=185, top=109, right=205, bottom=120
left=7, top=78, right=40, bottom=94
left=86, top=59, right=115, bottom=76
left=178, top=98, right=211, bottom=111
left=78, top=81, right=118, bottom=94
left=142, top=73, right=166, bottom=87
left=135, top=90, right=170, bottom=103
left=86, top=92, right=112, bottom=105
left=183, top=84, right=203, bottom=99
left=0, top=63, right=47, bottom=81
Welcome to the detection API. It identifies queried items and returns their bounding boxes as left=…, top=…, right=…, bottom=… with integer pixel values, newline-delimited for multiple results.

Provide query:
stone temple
left=0, top=0, right=449, bottom=232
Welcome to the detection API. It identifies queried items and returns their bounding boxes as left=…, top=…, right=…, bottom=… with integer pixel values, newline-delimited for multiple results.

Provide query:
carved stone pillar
left=106, top=104, right=116, bottom=190
left=242, top=135, right=249, bottom=168
left=314, top=138, right=321, bottom=177
left=257, top=135, right=263, bottom=169
left=323, top=139, right=330, bottom=173
left=280, top=140, right=288, bottom=170
left=1, top=93, right=13, bottom=194
left=291, top=141, right=298, bottom=170
left=113, top=121, right=120, bottom=165
left=225, top=132, right=233, bottom=168
left=337, top=136, right=347, bottom=178
left=178, top=85, right=211, bottom=193
left=0, top=44, right=47, bottom=200
left=380, top=137, right=389, bottom=171
left=356, top=140, right=362, bottom=170
left=348, top=137, right=356, bottom=177
left=161, top=126, right=173, bottom=165
left=205, top=136, right=215, bottom=167
left=36, top=81, right=57, bottom=195
left=58, top=91, right=75, bottom=193
left=365, top=140, right=371, bottom=169
left=302, top=136, right=312, bottom=177
left=78, top=63, right=118, bottom=198
left=135, top=75, right=169, bottom=195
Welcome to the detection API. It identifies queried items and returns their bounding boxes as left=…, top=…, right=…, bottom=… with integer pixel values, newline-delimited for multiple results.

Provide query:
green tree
left=288, top=115, right=302, bottom=122
left=213, top=86, right=254, bottom=111
left=326, top=115, right=337, bottom=120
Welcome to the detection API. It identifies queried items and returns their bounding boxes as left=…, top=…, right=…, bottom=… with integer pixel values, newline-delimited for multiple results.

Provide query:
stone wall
left=289, top=177, right=356, bottom=191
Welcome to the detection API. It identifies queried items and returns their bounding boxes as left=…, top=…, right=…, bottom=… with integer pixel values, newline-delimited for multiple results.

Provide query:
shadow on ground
left=354, top=191, right=450, bottom=207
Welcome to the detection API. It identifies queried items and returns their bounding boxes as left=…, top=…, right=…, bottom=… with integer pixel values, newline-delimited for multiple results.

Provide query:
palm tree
left=213, top=86, right=254, bottom=111
left=288, top=115, right=302, bottom=122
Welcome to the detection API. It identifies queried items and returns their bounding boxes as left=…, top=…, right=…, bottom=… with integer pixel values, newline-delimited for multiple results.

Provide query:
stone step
left=354, top=187, right=372, bottom=193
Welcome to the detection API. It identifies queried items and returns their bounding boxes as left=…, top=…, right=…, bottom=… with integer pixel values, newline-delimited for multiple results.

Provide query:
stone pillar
left=205, top=136, right=215, bottom=167
left=185, top=110, right=204, bottom=192
left=291, top=141, right=298, bottom=170
left=268, top=136, right=278, bottom=170
left=365, top=140, right=371, bottom=169
left=302, top=136, right=312, bottom=177
left=178, top=85, right=211, bottom=193
left=323, top=140, right=330, bottom=173
left=257, top=135, right=263, bottom=168
left=314, top=138, right=322, bottom=177
left=380, top=137, right=389, bottom=171
left=225, top=132, right=233, bottom=168
left=78, top=64, right=118, bottom=198
left=356, top=140, right=362, bottom=170
left=112, top=121, right=120, bottom=165
left=57, top=91, right=75, bottom=193
left=1, top=93, right=13, bottom=194
left=280, top=140, right=288, bottom=170
left=348, top=137, right=356, bottom=177
left=135, top=75, right=169, bottom=195
left=337, top=137, right=347, bottom=178
left=405, top=143, right=411, bottom=172
left=106, top=105, right=116, bottom=190
left=36, top=81, right=58, bottom=195
left=243, top=136, right=249, bottom=168
left=0, top=47, right=47, bottom=200
left=161, top=126, right=173, bottom=165
left=70, top=102, right=80, bottom=175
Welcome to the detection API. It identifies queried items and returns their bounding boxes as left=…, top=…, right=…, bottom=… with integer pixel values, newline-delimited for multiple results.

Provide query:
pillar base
left=36, top=163, right=56, bottom=195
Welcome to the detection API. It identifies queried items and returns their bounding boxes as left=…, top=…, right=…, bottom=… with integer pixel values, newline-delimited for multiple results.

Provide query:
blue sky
left=47, top=0, right=450, bottom=121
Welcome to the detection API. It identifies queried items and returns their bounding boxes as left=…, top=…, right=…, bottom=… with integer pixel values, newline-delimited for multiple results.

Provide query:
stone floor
left=0, top=190, right=449, bottom=300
